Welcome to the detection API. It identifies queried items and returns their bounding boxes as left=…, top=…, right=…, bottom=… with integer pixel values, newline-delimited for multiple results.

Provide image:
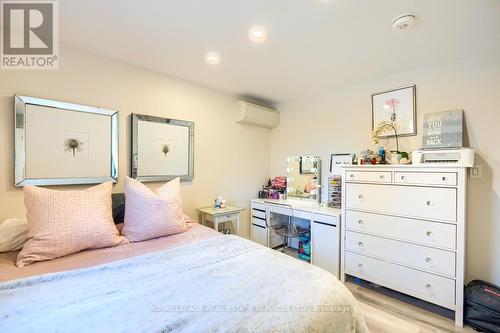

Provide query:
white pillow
left=0, top=218, right=28, bottom=252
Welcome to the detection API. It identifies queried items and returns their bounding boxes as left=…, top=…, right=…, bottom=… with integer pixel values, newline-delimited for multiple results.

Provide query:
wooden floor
left=345, top=282, right=475, bottom=333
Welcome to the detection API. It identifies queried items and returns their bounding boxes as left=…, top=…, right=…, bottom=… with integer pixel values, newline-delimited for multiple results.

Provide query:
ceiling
left=60, top=0, right=500, bottom=103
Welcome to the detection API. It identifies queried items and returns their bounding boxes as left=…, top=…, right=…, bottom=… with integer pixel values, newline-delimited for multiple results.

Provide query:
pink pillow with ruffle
left=122, top=177, right=190, bottom=242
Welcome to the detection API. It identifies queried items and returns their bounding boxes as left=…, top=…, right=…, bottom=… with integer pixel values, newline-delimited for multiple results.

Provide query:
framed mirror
left=286, top=156, right=321, bottom=203
left=299, top=156, right=315, bottom=174
left=131, top=113, right=194, bottom=182
left=14, top=95, right=119, bottom=187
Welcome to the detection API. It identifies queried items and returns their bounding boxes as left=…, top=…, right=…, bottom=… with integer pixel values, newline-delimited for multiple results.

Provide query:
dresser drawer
left=345, top=211, right=456, bottom=250
left=345, top=251, right=455, bottom=308
left=269, top=205, right=312, bottom=220
left=345, top=171, right=392, bottom=183
left=345, top=231, right=456, bottom=276
left=252, top=209, right=266, bottom=220
left=395, top=172, right=457, bottom=186
left=313, top=213, right=337, bottom=226
left=345, top=183, right=457, bottom=222
left=206, top=213, right=235, bottom=223
left=252, top=216, right=266, bottom=228
left=251, top=202, right=266, bottom=211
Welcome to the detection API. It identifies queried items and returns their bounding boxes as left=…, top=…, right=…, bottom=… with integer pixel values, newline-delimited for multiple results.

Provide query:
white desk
left=250, top=199, right=341, bottom=277
left=196, top=206, right=245, bottom=235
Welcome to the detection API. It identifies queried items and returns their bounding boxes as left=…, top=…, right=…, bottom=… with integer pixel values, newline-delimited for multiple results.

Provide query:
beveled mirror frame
left=14, top=95, right=119, bottom=187
left=131, top=113, right=194, bottom=182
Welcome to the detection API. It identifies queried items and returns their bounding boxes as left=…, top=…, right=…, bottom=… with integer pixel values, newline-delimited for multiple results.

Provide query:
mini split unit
left=236, top=100, right=280, bottom=129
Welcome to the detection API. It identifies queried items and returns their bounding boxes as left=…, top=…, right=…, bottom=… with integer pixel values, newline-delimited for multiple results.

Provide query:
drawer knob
left=357, top=263, right=363, bottom=268
left=425, top=283, right=432, bottom=290
left=425, top=257, right=432, bottom=263
left=426, top=231, right=433, bottom=237
left=358, top=241, right=363, bottom=247
left=442, top=176, right=447, bottom=181
left=426, top=200, right=433, bottom=206
left=358, top=194, right=364, bottom=200
left=401, top=175, right=406, bottom=180
left=380, top=175, right=385, bottom=179
left=358, top=219, right=363, bottom=225
left=350, top=174, right=355, bottom=178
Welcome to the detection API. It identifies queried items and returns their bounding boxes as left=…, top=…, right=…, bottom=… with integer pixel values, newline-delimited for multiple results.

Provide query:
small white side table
left=196, top=206, right=245, bottom=235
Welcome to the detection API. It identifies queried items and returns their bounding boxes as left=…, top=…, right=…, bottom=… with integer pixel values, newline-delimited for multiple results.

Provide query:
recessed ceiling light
left=205, top=52, right=220, bottom=65
left=249, top=26, right=266, bottom=42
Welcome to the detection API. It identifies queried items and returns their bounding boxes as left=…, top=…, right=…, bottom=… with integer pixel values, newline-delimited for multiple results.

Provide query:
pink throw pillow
left=122, top=177, right=190, bottom=242
left=17, top=182, right=128, bottom=267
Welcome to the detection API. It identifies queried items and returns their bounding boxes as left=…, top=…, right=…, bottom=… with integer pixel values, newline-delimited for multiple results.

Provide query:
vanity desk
left=250, top=198, right=341, bottom=277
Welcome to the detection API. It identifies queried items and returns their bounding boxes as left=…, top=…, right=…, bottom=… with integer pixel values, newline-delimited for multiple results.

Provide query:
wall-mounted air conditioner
left=236, top=100, right=280, bottom=129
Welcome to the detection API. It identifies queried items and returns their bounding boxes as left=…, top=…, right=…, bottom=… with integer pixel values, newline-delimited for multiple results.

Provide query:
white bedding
left=0, top=235, right=367, bottom=333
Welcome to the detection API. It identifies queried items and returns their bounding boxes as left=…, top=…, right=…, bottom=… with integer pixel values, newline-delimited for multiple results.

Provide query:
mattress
left=0, top=222, right=219, bottom=283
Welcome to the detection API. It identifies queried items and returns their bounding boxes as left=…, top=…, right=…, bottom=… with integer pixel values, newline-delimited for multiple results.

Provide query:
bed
left=0, top=223, right=368, bottom=332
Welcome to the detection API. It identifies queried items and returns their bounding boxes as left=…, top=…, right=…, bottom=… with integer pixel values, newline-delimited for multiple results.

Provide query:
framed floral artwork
left=14, top=95, right=119, bottom=187
left=371, top=85, right=416, bottom=137
left=131, top=113, right=194, bottom=182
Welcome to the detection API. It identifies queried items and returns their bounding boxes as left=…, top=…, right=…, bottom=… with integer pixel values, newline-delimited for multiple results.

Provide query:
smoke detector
left=392, top=14, right=416, bottom=31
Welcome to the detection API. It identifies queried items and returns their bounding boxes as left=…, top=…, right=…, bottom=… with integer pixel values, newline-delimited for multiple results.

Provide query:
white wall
left=0, top=45, right=271, bottom=238
left=270, top=54, right=500, bottom=285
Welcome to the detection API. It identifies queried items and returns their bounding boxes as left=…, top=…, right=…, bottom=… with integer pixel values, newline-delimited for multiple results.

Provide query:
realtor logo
left=1, top=1, right=58, bottom=69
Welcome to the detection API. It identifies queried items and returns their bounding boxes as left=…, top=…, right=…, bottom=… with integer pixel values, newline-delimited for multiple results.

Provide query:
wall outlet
left=471, top=165, right=482, bottom=178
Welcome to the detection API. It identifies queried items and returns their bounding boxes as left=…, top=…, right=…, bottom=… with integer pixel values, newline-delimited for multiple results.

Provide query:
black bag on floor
left=465, top=280, right=500, bottom=332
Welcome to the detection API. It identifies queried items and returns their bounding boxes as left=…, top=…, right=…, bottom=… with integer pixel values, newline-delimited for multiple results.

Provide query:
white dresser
left=341, top=165, right=468, bottom=326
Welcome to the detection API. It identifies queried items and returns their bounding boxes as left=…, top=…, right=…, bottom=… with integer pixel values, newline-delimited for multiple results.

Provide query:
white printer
left=412, top=148, right=474, bottom=167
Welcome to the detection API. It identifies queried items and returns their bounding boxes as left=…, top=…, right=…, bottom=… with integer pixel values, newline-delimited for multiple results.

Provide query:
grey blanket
left=0, top=235, right=367, bottom=333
